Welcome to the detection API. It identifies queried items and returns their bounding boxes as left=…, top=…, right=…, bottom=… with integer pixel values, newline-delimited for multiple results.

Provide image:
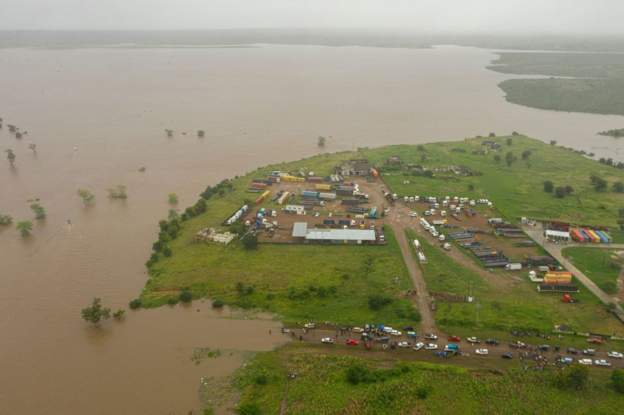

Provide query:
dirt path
left=279, top=380, right=289, bottom=415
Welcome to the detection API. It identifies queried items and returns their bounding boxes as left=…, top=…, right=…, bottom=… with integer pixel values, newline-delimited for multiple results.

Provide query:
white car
left=425, top=343, right=438, bottom=350
left=390, top=330, right=402, bottom=336
left=607, top=351, right=624, bottom=359
left=475, top=348, right=489, bottom=356
left=413, top=342, right=425, bottom=351
left=424, top=333, right=438, bottom=340
left=321, top=337, right=334, bottom=344
left=397, top=341, right=410, bottom=348
left=578, top=358, right=593, bottom=365
left=409, top=212, right=418, bottom=217
left=351, top=327, right=364, bottom=333
left=304, top=322, right=316, bottom=329
left=467, top=337, right=480, bottom=344
left=594, top=359, right=612, bottom=367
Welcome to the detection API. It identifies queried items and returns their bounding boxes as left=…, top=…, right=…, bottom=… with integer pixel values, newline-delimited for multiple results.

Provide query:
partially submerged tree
left=80, top=297, right=111, bottom=326
left=0, top=214, right=13, bottom=226
left=16, top=220, right=33, bottom=237
left=5, top=149, right=16, bottom=166
left=77, top=188, right=96, bottom=205
left=165, top=129, right=173, bottom=138
left=168, top=193, right=179, bottom=205
left=197, top=130, right=205, bottom=138
left=317, top=136, right=326, bottom=147
left=28, top=143, right=36, bottom=153
left=107, top=185, right=128, bottom=199
left=112, top=309, right=126, bottom=321
left=30, top=203, right=46, bottom=219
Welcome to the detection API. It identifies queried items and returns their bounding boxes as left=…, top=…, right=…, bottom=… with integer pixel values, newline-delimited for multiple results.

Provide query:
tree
left=168, top=209, right=180, bottom=221
left=564, top=185, right=574, bottom=195
left=179, top=289, right=193, bottom=303
left=550, top=140, right=557, bottom=146
left=556, top=364, right=589, bottom=390
left=129, top=298, right=142, bottom=309
left=77, top=188, right=95, bottom=205
left=590, top=175, right=608, bottom=192
left=506, top=137, right=513, bottom=146
left=30, top=203, right=46, bottom=219
left=197, top=130, right=205, bottom=138
left=488, top=132, right=496, bottom=137
left=165, top=129, right=173, bottom=137
left=543, top=180, right=554, bottom=193
left=241, top=233, right=258, bottom=250
left=612, top=369, right=624, bottom=393
left=368, top=294, right=392, bottom=310
left=511, top=131, right=519, bottom=136
left=554, top=186, right=567, bottom=198
left=0, top=214, right=13, bottom=226
left=5, top=149, right=16, bottom=166
left=317, top=136, right=326, bottom=147
left=108, top=185, right=128, bottom=199
left=505, top=151, right=516, bottom=167
left=112, top=309, right=126, bottom=321
left=236, top=403, right=261, bottom=415
left=521, top=149, right=532, bottom=160
left=16, top=220, right=33, bottom=237
left=613, top=181, right=624, bottom=193
left=80, top=298, right=111, bottom=326
left=168, top=193, right=178, bottom=205
left=493, top=154, right=501, bottom=163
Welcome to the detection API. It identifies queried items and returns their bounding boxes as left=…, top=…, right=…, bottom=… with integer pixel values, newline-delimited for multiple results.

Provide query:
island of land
left=137, top=135, right=624, bottom=414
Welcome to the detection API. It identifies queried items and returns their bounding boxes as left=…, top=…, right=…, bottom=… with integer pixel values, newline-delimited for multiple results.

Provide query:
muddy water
left=2, top=44, right=624, bottom=415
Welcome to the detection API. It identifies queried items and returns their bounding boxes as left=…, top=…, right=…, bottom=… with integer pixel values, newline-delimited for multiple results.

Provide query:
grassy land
left=363, top=136, right=624, bottom=227
left=407, top=229, right=622, bottom=336
left=563, top=247, right=623, bottom=295
left=141, top=151, right=421, bottom=326
left=488, top=52, right=624, bottom=116
left=232, top=344, right=623, bottom=415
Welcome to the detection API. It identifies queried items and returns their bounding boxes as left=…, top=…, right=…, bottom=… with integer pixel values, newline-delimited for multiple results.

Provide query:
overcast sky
left=0, top=0, right=622, bottom=34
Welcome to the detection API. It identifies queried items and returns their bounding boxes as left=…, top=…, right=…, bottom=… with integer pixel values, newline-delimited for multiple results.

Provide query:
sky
left=0, top=0, right=621, bottom=34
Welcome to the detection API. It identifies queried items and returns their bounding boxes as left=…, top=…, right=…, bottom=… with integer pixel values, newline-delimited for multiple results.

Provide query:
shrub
left=415, top=385, right=430, bottom=400
left=129, top=298, right=142, bottom=310
left=543, top=180, right=554, bottom=193
left=212, top=299, right=225, bottom=308
left=555, top=364, right=589, bottom=390
left=368, top=294, right=393, bottom=310
left=179, top=289, right=193, bottom=303
left=237, top=403, right=261, bottom=415
left=242, top=233, right=258, bottom=250
left=346, top=362, right=373, bottom=385
left=167, top=297, right=179, bottom=306
left=112, top=309, right=126, bottom=320
left=612, top=369, right=624, bottom=393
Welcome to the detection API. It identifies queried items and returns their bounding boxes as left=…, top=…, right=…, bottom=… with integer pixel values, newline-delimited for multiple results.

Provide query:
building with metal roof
left=292, top=222, right=376, bottom=244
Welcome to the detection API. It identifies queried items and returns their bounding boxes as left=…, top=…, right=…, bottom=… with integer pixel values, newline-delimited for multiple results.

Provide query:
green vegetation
left=409, top=231, right=621, bottom=335
left=232, top=345, right=623, bottom=414
left=0, top=214, right=13, bottom=226
left=16, top=220, right=32, bottom=237
left=489, top=52, right=624, bottom=115
left=364, top=136, right=624, bottom=227
left=107, top=185, right=128, bottom=199
left=562, top=247, right=622, bottom=294
left=80, top=298, right=111, bottom=326
left=599, top=128, right=624, bottom=138
left=77, top=188, right=95, bottom=205
left=168, top=193, right=179, bottom=205
left=613, top=369, right=624, bottom=394
left=30, top=203, right=46, bottom=219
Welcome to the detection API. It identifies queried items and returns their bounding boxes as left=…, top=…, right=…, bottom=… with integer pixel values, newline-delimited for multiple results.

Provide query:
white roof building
left=292, top=222, right=376, bottom=243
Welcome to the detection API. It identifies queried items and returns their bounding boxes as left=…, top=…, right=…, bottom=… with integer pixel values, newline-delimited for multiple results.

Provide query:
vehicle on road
left=424, top=333, right=438, bottom=340
left=475, top=348, right=489, bottom=356
left=425, top=343, right=439, bottom=350
left=321, top=337, right=335, bottom=344
left=409, top=212, right=418, bottom=217
left=467, top=337, right=480, bottom=344
left=346, top=339, right=359, bottom=346
left=582, top=349, right=596, bottom=356
left=502, top=352, right=513, bottom=359
left=607, top=351, right=623, bottom=359
left=594, top=359, right=611, bottom=367
left=509, top=341, right=526, bottom=349
left=578, top=358, right=593, bottom=365
left=413, top=342, right=424, bottom=351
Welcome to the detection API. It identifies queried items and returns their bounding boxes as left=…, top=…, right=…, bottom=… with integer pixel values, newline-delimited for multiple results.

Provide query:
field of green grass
left=140, top=151, right=421, bottom=326
left=563, top=247, right=623, bottom=295
left=364, top=136, right=624, bottom=227
left=232, top=344, right=623, bottom=415
left=407, top=229, right=622, bottom=336
left=488, top=52, right=624, bottom=116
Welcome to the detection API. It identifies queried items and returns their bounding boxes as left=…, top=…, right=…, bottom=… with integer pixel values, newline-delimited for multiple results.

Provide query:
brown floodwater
left=1, top=44, right=624, bottom=414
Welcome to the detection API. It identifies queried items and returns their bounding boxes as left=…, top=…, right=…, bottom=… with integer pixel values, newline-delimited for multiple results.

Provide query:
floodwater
left=2, top=44, right=624, bottom=415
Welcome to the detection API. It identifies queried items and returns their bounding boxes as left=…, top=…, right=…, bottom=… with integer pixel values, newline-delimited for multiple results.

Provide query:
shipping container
left=302, top=190, right=319, bottom=199
left=255, top=190, right=270, bottom=205
left=318, top=192, right=337, bottom=200
left=315, top=184, right=332, bottom=191
left=307, top=176, right=323, bottom=183
left=342, top=198, right=363, bottom=206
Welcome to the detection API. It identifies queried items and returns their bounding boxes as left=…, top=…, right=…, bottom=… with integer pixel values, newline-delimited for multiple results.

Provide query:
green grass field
left=232, top=344, right=623, bottom=415
left=364, top=136, right=624, bottom=227
left=563, top=247, right=623, bottom=295
left=488, top=52, right=624, bottom=116
left=407, top=230, right=622, bottom=336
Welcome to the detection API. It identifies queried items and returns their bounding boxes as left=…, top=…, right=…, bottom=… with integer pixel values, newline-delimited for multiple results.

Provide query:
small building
left=284, top=205, right=306, bottom=215
left=336, top=159, right=371, bottom=176
left=545, top=229, right=571, bottom=242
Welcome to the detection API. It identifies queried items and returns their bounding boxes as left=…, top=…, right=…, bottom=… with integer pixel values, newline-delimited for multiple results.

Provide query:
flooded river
left=2, top=44, right=624, bottom=414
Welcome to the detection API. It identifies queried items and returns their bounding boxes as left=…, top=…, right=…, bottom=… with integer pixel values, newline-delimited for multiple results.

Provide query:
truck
left=505, top=263, right=522, bottom=271
left=413, top=239, right=421, bottom=249
left=368, top=207, right=378, bottom=219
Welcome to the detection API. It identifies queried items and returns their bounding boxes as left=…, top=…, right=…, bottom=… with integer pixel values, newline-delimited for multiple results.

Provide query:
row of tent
left=570, top=228, right=611, bottom=244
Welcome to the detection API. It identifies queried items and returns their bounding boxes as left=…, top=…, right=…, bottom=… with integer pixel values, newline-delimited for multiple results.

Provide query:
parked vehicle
left=424, top=333, right=438, bottom=340
left=397, top=341, right=410, bottom=348
left=406, top=331, right=417, bottom=338
left=466, top=337, right=480, bottom=344
left=559, top=357, right=573, bottom=364
left=425, top=343, right=439, bottom=350
left=578, top=358, right=593, bottom=365
left=351, top=327, right=364, bottom=333
left=566, top=347, right=579, bottom=355
left=594, top=359, right=611, bottom=367
left=448, top=335, right=461, bottom=342
left=346, top=339, right=359, bottom=346
left=587, top=337, right=604, bottom=345
left=390, top=330, right=402, bottom=336
left=475, top=348, right=489, bottom=356
left=538, top=344, right=550, bottom=352
left=485, top=338, right=499, bottom=346
left=582, top=349, right=596, bottom=356
left=502, top=352, right=513, bottom=359
left=413, top=342, right=425, bottom=351
left=304, top=322, right=316, bottom=329
left=509, top=341, right=526, bottom=349
left=607, top=351, right=623, bottom=359
left=321, top=337, right=335, bottom=344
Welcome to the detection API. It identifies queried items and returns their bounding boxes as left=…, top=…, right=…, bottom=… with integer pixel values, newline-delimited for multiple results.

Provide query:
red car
left=346, top=338, right=360, bottom=346
left=587, top=337, right=604, bottom=345
left=448, top=335, right=461, bottom=342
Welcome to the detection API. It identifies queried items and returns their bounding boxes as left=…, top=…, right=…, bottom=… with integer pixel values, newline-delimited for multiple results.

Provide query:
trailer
left=315, top=184, right=332, bottom=191
left=255, top=190, right=270, bottom=205
left=302, top=190, right=319, bottom=199
left=342, top=198, right=363, bottom=206
left=318, top=192, right=337, bottom=200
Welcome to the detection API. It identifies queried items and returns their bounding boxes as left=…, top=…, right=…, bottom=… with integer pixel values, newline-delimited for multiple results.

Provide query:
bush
left=167, top=297, right=179, bottom=306
left=612, top=369, right=624, bottom=393
left=367, top=294, right=393, bottom=310
left=346, top=362, right=373, bottom=385
left=237, top=403, right=261, bottom=415
left=555, top=364, right=589, bottom=390
left=543, top=180, right=554, bottom=193
left=212, top=299, right=225, bottom=308
left=242, top=233, right=258, bottom=250
left=415, top=385, right=430, bottom=400
left=129, top=298, right=142, bottom=310
left=179, top=289, right=193, bottom=303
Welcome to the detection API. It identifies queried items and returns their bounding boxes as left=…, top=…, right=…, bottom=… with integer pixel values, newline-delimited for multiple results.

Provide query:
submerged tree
left=197, top=130, right=205, bottom=138
left=16, top=220, right=33, bottom=237
left=30, top=203, right=46, bottom=220
left=107, top=185, right=128, bottom=199
left=81, top=298, right=111, bottom=326
left=317, top=136, right=326, bottom=147
left=0, top=214, right=13, bottom=226
left=77, top=188, right=96, bottom=205
left=168, top=193, right=179, bottom=205
left=5, top=149, right=16, bottom=166
left=28, top=143, right=37, bottom=153
left=165, top=129, right=173, bottom=138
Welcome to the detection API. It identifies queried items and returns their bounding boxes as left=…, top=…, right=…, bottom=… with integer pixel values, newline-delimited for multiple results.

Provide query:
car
left=485, top=338, right=499, bottom=346
left=413, top=342, right=425, bottom=351
left=501, top=352, right=513, bottom=359
left=409, top=212, right=418, bottom=217
left=424, top=333, right=438, bottom=340
left=321, top=337, right=335, bottom=344
left=346, top=339, right=359, bottom=346
left=578, top=358, right=593, bottom=365
left=304, top=322, right=316, bottom=329
left=566, top=347, right=579, bottom=355
left=509, top=341, right=526, bottom=349
left=375, top=336, right=390, bottom=343
left=351, top=327, right=364, bottom=333
left=448, top=335, right=461, bottom=342
left=559, top=357, right=574, bottom=364
left=466, top=337, right=480, bottom=344
left=406, top=331, right=417, bottom=338
left=582, top=349, right=596, bottom=356
left=403, top=326, right=415, bottom=332
left=607, top=351, right=624, bottom=359
left=424, top=343, right=439, bottom=350
left=587, top=337, right=604, bottom=345
left=397, top=341, right=410, bottom=348
left=390, top=330, right=402, bottom=336
left=475, top=348, right=489, bottom=356
left=538, top=344, right=550, bottom=352
left=594, top=359, right=611, bottom=367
